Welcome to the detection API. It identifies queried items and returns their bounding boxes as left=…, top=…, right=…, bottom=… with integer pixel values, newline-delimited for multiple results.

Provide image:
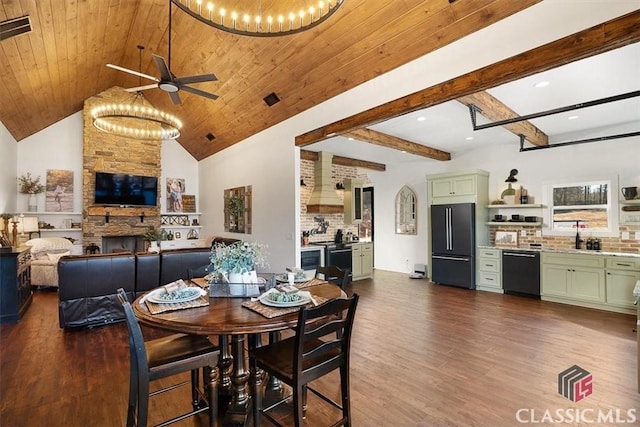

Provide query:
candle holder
left=11, top=219, right=19, bottom=246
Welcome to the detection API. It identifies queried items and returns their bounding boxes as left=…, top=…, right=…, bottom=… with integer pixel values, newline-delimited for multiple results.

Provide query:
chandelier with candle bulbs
left=90, top=97, right=182, bottom=140
left=171, top=0, right=344, bottom=37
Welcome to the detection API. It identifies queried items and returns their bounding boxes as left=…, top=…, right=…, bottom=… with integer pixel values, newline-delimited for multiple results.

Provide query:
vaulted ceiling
left=0, top=0, right=542, bottom=161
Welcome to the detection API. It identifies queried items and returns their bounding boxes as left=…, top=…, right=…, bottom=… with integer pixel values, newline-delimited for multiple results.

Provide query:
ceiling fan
left=106, top=3, right=218, bottom=104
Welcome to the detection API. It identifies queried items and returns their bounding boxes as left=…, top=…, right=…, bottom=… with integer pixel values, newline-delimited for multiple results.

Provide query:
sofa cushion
left=135, top=252, right=160, bottom=295
left=160, top=248, right=211, bottom=285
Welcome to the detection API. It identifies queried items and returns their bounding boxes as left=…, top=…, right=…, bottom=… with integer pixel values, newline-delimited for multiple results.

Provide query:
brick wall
left=82, top=87, right=161, bottom=252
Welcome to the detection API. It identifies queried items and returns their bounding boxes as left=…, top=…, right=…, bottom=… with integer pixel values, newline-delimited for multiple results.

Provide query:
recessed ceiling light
left=534, top=81, right=550, bottom=88
left=465, top=136, right=474, bottom=141
left=568, top=115, right=579, bottom=120
left=416, top=116, right=426, bottom=122
left=348, top=137, right=354, bottom=141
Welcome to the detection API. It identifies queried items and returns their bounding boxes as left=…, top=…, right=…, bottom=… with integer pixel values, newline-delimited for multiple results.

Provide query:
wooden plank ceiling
left=0, top=0, right=541, bottom=161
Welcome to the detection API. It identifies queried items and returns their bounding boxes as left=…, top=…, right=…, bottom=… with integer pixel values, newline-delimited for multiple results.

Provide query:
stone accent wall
left=82, top=87, right=162, bottom=252
left=300, top=159, right=368, bottom=243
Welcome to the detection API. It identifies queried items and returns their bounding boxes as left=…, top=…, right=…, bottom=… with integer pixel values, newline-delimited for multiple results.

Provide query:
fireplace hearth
left=102, top=235, right=144, bottom=254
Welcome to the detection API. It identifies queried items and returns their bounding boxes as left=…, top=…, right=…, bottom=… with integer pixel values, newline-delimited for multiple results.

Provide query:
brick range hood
left=306, top=151, right=343, bottom=214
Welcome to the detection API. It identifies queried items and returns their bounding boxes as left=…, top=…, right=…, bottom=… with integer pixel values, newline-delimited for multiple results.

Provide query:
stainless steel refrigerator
left=431, top=203, right=476, bottom=289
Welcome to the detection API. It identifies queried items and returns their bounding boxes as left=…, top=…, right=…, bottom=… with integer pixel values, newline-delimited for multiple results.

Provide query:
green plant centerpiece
left=17, top=173, right=45, bottom=194
left=207, top=241, right=268, bottom=290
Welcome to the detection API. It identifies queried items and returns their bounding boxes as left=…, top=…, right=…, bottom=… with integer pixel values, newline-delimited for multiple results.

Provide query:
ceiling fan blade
left=178, top=73, right=218, bottom=84
left=152, top=54, right=173, bottom=82
left=106, top=64, right=159, bottom=82
left=124, top=84, right=159, bottom=92
left=168, top=91, right=182, bottom=105
left=182, top=85, right=219, bottom=100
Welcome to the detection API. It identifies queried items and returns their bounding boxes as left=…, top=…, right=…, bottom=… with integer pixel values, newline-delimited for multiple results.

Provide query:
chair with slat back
left=117, top=288, right=220, bottom=427
left=187, top=264, right=211, bottom=280
left=249, top=294, right=359, bottom=427
left=315, top=265, right=350, bottom=290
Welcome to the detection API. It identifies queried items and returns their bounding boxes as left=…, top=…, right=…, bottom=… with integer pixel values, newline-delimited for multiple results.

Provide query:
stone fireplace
left=82, top=87, right=162, bottom=252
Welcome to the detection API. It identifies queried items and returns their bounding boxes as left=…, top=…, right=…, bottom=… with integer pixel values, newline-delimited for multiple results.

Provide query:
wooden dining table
left=132, top=280, right=343, bottom=426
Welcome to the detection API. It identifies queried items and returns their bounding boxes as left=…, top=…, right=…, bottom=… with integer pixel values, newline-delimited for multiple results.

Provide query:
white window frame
left=542, top=176, right=619, bottom=238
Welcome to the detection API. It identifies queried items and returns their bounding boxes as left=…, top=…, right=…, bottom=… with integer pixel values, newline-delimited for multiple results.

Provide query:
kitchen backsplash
left=489, top=224, right=640, bottom=253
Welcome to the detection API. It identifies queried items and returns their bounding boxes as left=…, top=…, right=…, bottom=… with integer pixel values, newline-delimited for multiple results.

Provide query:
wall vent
left=0, top=16, right=32, bottom=41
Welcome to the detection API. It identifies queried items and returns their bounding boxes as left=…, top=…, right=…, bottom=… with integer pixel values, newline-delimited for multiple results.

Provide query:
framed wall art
left=45, top=169, right=74, bottom=212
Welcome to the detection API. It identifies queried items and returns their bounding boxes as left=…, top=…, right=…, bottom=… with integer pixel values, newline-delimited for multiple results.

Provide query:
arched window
left=395, top=186, right=417, bottom=235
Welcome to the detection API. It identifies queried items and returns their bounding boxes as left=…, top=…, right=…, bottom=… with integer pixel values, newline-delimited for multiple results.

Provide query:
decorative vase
left=28, top=193, right=37, bottom=212
left=226, top=271, right=258, bottom=296
left=227, top=272, right=245, bottom=296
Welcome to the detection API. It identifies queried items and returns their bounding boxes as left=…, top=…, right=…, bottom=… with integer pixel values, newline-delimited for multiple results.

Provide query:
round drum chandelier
left=170, top=0, right=344, bottom=37
left=91, top=99, right=183, bottom=140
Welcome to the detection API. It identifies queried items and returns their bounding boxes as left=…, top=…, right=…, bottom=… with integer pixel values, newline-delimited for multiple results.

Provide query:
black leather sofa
left=58, top=247, right=213, bottom=329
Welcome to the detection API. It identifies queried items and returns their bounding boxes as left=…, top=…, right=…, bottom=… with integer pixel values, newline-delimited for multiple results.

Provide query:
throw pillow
left=26, top=237, right=73, bottom=253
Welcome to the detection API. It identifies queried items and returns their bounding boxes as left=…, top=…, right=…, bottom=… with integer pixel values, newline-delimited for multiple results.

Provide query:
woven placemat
left=145, top=294, right=209, bottom=315
left=242, top=295, right=328, bottom=318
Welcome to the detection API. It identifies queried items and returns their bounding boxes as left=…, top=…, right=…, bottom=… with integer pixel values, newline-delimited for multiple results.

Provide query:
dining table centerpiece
left=208, top=241, right=268, bottom=295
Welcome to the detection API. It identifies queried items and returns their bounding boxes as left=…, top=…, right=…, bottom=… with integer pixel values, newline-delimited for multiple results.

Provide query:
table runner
left=242, top=295, right=328, bottom=319
left=145, top=294, right=209, bottom=315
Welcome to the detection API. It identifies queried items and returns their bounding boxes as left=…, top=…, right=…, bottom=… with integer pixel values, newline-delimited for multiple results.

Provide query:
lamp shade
left=17, top=216, right=39, bottom=234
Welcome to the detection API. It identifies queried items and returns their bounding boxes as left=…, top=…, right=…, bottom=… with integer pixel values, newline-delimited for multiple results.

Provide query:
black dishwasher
left=502, top=250, right=541, bottom=297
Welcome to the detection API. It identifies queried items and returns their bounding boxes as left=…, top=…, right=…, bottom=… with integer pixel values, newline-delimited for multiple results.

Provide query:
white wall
left=161, top=139, right=200, bottom=212
left=16, top=112, right=84, bottom=212
left=0, top=121, right=17, bottom=213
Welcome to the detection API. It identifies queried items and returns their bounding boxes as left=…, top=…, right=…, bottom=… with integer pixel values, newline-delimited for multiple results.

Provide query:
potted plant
left=142, top=227, right=161, bottom=252
left=208, top=241, right=268, bottom=295
left=17, top=173, right=45, bottom=212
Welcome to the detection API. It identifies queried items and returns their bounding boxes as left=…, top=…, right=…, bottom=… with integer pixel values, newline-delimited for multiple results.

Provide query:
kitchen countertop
left=478, top=245, right=640, bottom=258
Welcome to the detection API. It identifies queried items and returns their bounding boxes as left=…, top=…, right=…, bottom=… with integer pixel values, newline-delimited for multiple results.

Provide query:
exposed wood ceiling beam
left=295, top=10, right=640, bottom=147
left=300, top=149, right=386, bottom=172
left=343, top=128, right=451, bottom=161
left=456, top=91, right=549, bottom=146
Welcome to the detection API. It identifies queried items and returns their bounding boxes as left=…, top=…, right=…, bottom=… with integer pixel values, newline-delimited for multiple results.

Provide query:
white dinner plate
left=146, top=287, right=204, bottom=304
left=259, top=292, right=310, bottom=308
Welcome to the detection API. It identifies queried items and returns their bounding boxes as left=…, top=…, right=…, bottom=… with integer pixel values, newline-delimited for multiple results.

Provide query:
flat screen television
left=94, top=172, right=158, bottom=207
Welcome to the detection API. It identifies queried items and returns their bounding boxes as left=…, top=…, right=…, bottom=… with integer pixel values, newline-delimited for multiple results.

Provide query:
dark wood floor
left=1, top=270, right=638, bottom=426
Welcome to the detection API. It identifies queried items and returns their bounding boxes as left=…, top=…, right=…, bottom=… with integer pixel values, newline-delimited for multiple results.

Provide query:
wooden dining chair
left=249, top=294, right=359, bottom=427
left=117, top=288, right=220, bottom=427
left=187, top=264, right=211, bottom=279
left=315, top=265, right=350, bottom=290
